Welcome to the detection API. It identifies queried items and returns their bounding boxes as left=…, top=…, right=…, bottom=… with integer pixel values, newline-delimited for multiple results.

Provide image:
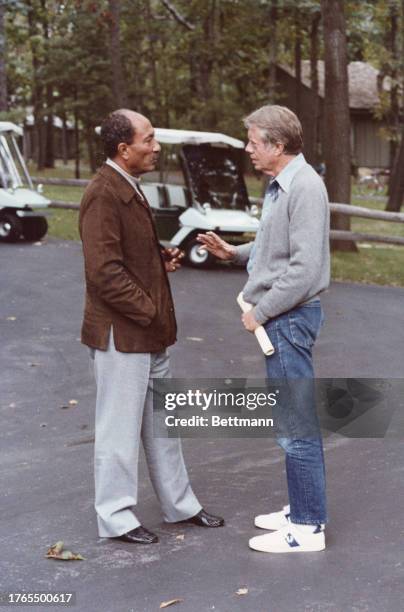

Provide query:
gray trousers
left=92, top=331, right=201, bottom=537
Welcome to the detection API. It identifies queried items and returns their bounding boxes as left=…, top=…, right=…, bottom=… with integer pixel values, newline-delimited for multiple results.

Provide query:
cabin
left=276, top=61, right=393, bottom=169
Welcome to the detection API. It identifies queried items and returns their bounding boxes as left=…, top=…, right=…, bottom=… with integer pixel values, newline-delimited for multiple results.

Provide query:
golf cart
left=0, top=121, right=50, bottom=242
left=141, top=128, right=259, bottom=268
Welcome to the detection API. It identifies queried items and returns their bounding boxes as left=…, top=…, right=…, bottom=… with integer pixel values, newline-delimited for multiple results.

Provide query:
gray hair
left=243, top=105, right=303, bottom=155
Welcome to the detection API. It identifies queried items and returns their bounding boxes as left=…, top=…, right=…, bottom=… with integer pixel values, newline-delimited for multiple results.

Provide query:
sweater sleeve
left=254, top=179, right=329, bottom=324
left=232, top=241, right=254, bottom=265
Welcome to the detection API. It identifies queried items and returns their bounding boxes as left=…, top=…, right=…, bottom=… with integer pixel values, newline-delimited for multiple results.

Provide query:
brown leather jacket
left=79, top=164, right=177, bottom=352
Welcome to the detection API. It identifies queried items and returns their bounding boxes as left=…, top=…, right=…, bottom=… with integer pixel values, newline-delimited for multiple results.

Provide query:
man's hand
left=196, top=231, right=236, bottom=261
left=242, top=309, right=260, bottom=332
left=162, top=247, right=184, bottom=273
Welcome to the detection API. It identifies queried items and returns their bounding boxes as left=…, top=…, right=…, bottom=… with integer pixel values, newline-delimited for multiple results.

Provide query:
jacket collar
left=98, top=163, right=146, bottom=206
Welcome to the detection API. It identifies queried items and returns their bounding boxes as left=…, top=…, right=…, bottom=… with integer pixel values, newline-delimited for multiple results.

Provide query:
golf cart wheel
left=0, top=212, right=23, bottom=242
left=22, top=217, right=48, bottom=242
left=184, top=237, right=215, bottom=268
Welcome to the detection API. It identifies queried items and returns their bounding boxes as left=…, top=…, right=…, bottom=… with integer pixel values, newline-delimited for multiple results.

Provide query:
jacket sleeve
left=80, top=185, right=156, bottom=326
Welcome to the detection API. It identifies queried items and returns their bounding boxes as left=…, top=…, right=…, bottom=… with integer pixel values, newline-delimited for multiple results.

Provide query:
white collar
left=106, top=158, right=141, bottom=185
left=274, top=153, right=307, bottom=193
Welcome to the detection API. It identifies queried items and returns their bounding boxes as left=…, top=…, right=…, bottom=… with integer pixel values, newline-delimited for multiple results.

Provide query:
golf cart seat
left=141, top=183, right=167, bottom=209
left=166, top=185, right=190, bottom=209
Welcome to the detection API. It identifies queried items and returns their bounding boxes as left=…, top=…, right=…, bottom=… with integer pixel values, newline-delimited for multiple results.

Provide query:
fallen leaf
left=160, top=600, right=183, bottom=609
left=60, top=550, right=85, bottom=560
left=175, top=534, right=185, bottom=541
left=46, top=541, right=85, bottom=561
left=48, top=541, right=64, bottom=555
left=69, top=399, right=78, bottom=406
left=6, top=316, right=16, bottom=321
left=236, top=588, right=248, bottom=596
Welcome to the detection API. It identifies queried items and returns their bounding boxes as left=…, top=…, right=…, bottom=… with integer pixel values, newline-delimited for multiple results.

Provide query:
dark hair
left=100, top=110, right=135, bottom=158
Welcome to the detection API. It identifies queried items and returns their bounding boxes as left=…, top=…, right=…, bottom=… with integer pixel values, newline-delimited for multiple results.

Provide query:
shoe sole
left=249, top=541, right=325, bottom=553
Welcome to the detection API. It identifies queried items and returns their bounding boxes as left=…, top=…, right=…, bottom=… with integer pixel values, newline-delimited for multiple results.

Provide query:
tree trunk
left=310, top=11, right=321, bottom=165
left=61, top=113, right=68, bottom=165
left=0, top=2, right=8, bottom=112
left=73, top=89, right=80, bottom=179
left=189, top=39, right=200, bottom=98
left=108, top=0, right=128, bottom=107
left=41, top=0, right=54, bottom=168
left=385, top=2, right=400, bottom=182
left=294, top=7, right=302, bottom=116
left=85, top=122, right=96, bottom=173
left=386, top=125, right=404, bottom=211
left=200, top=0, right=216, bottom=125
left=267, top=0, right=278, bottom=102
left=27, top=0, right=45, bottom=170
left=145, top=0, right=161, bottom=122
left=321, top=0, right=356, bottom=252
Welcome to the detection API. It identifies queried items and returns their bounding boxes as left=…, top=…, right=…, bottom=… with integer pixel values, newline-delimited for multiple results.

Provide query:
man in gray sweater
left=198, top=105, right=330, bottom=553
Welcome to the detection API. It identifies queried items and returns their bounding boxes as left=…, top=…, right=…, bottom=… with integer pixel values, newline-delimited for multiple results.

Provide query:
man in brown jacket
left=79, top=109, right=223, bottom=544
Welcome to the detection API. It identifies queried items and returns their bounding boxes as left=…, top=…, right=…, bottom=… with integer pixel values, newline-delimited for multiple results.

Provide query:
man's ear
left=275, top=142, right=285, bottom=156
left=117, top=142, right=129, bottom=159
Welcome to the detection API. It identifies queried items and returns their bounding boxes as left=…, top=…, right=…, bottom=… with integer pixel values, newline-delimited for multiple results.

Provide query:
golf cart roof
left=155, top=128, right=244, bottom=149
left=0, top=121, right=23, bottom=136
left=94, top=125, right=244, bottom=148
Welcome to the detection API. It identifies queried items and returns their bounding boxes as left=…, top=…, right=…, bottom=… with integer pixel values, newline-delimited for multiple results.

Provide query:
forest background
left=0, top=0, right=403, bottom=281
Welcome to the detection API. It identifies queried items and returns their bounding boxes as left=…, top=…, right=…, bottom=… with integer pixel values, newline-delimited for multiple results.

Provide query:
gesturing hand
left=196, top=231, right=236, bottom=261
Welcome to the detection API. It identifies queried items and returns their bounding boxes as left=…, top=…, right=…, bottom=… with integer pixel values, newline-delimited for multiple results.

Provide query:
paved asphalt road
left=1, top=239, right=403, bottom=612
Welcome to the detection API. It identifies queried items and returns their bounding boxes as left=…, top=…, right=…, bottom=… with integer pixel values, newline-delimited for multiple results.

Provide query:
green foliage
left=1, top=0, right=403, bottom=158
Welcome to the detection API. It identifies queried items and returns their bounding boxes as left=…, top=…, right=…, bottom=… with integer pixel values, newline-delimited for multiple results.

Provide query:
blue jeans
left=264, top=300, right=327, bottom=525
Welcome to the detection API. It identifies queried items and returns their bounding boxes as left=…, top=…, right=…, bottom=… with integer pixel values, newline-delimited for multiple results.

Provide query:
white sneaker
left=249, top=523, right=325, bottom=553
left=254, top=504, right=290, bottom=530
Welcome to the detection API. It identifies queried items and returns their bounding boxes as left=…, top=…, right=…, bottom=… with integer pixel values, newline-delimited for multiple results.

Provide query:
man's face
left=245, top=125, right=282, bottom=175
left=120, top=115, right=161, bottom=175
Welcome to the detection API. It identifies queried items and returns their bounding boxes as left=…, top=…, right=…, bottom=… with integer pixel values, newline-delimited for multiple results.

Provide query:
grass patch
left=332, top=246, right=404, bottom=287
left=43, top=184, right=84, bottom=203
left=28, top=161, right=93, bottom=180
left=350, top=195, right=404, bottom=240
left=48, top=208, right=80, bottom=241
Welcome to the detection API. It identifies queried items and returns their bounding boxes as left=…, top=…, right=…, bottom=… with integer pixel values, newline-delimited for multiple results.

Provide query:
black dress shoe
left=179, top=509, right=225, bottom=528
left=114, top=526, right=159, bottom=544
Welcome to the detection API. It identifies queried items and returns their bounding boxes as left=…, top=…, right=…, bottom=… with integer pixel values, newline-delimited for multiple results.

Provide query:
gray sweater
left=234, top=163, right=330, bottom=324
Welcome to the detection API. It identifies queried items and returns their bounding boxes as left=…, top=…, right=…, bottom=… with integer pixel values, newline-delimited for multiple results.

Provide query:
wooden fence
left=249, top=197, right=404, bottom=247
left=34, top=177, right=404, bottom=247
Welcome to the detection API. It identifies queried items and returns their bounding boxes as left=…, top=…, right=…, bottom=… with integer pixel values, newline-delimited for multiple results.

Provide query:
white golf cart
left=0, top=121, right=50, bottom=242
left=141, top=128, right=259, bottom=268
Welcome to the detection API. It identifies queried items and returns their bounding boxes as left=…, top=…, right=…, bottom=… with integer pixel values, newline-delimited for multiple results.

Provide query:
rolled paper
left=237, top=292, right=275, bottom=356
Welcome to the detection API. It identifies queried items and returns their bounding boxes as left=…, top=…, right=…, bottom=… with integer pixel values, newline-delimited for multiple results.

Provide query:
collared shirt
left=247, top=153, right=307, bottom=274
left=273, top=152, right=307, bottom=194
left=106, top=158, right=144, bottom=200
